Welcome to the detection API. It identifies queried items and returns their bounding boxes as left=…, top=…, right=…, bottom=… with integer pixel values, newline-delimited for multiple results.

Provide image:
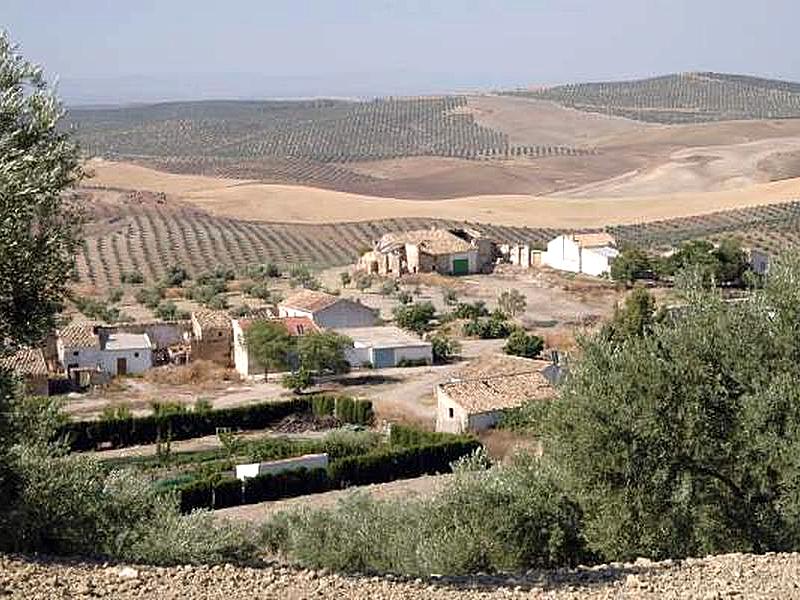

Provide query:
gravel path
left=3, top=552, right=800, bottom=599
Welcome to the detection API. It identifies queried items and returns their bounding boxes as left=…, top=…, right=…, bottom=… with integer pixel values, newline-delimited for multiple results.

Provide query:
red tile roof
left=0, top=347, right=48, bottom=377
left=279, top=290, right=340, bottom=313
left=236, top=316, right=319, bottom=337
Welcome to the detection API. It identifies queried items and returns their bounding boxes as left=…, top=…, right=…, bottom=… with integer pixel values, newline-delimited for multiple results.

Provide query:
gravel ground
left=3, top=552, right=800, bottom=599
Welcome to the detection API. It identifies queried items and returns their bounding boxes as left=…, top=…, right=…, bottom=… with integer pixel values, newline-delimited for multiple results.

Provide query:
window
left=218, top=331, right=223, bottom=337
left=448, top=407, right=454, bottom=418
left=296, top=324, right=305, bottom=335
left=72, top=350, right=79, bottom=357
left=134, top=352, right=140, bottom=358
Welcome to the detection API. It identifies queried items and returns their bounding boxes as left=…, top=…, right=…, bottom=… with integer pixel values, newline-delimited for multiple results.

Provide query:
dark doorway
left=116, top=357, right=127, bottom=376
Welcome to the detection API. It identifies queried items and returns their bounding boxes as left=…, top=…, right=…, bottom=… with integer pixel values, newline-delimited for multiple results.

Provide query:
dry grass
left=143, top=360, right=240, bottom=387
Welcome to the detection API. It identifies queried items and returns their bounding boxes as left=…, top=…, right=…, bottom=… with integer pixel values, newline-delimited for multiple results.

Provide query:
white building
left=235, top=453, right=329, bottom=481
left=337, top=326, right=433, bottom=368
left=542, top=233, right=619, bottom=277
left=435, top=355, right=556, bottom=434
left=279, top=290, right=378, bottom=329
left=57, top=324, right=153, bottom=377
left=232, top=315, right=319, bottom=378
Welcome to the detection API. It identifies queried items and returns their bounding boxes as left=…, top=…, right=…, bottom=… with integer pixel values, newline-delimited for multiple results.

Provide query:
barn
left=279, top=290, right=378, bottom=329
left=337, top=326, right=433, bottom=369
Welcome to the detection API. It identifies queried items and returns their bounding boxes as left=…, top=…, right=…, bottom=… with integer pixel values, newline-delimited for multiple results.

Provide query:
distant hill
left=506, top=72, right=800, bottom=123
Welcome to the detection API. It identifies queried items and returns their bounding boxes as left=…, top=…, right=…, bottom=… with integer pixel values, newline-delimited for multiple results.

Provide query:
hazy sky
left=5, top=0, right=799, bottom=104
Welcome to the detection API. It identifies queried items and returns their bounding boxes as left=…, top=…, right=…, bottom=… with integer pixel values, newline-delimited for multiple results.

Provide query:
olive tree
left=0, top=32, right=83, bottom=543
left=536, top=254, right=800, bottom=560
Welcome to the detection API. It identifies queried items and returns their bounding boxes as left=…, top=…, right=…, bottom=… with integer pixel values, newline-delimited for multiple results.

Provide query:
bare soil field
left=465, top=95, right=655, bottom=147
left=86, top=159, right=800, bottom=229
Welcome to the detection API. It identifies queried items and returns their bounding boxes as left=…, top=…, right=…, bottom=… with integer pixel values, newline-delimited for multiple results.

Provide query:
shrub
left=498, top=289, right=527, bottom=318
left=504, top=330, right=544, bottom=358
left=262, top=456, right=585, bottom=576
left=396, top=290, right=412, bottom=304
left=393, top=302, right=436, bottom=334
left=121, top=270, right=144, bottom=284
left=463, top=313, right=516, bottom=339
left=162, top=265, right=189, bottom=287
left=430, top=334, right=461, bottom=363
left=282, top=368, right=312, bottom=393
left=451, top=301, right=489, bottom=320
left=135, top=286, right=164, bottom=310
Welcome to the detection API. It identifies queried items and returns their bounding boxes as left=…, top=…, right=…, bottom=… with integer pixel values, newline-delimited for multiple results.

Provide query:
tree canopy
left=243, top=320, right=294, bottom=378
left=532, top=254, right=800, bottom=560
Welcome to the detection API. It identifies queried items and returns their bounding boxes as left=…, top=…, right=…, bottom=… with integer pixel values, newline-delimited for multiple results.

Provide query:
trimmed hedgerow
left=61, top=395, right=374, bottom=451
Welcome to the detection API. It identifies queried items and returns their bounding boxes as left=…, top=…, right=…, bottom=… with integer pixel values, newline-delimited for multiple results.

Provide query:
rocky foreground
left=2, top=552, right=800, bottom=599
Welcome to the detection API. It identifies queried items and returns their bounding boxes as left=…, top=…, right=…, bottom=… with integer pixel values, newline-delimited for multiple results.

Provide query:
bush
left=451, top=301, right=489, bottom=320
left=135, top=286, right=165, bottom=310
left=328, top=439, right=480, bottom=487
left=393, top=302, right=436, bottom=334
left=262, top=456, right=586, bottom=575
left=430, top=334, right=461, bottom=363
left=504, top=330, right=544, bottom=358
left=162, top=265, right=189, bottom=287
left=121, top=270, right=145, bottom=284
left=463, top=313, right=516, bottom=339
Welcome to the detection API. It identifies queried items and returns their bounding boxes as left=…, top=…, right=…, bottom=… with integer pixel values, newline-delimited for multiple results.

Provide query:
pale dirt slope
left=3, top=552, right=800, bottom=599
left=87, top=159, right=800, bottom=229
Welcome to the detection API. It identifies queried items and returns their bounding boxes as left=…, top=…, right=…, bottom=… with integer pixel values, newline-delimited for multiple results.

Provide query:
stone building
left=190, top=310, right=235, bottom=367
left=358, top=227, right=496, bottom=277
left=435, top=355, right=557, bottom=434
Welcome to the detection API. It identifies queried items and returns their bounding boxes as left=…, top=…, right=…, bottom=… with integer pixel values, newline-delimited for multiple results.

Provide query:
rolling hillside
left=508, top=72, right=800, bottom=123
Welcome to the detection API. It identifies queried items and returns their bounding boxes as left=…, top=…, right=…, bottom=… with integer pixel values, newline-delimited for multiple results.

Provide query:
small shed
left=190, top=309, right=234, bottom=367
left=435, top=355, right=556, bottom=433
left=337, top=326, right=433, bottom=368
left=279, top=290, right=378, bottom=329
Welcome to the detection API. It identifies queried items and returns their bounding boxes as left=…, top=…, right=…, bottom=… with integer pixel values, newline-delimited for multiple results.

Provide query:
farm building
left=190, top=309, right=235, bottom=367
left=56, top=325, right=153, bottom=378
left=279, top=290, right=378, bottom=329
left=358, top=227, right=496, bottom=277
left=435, top=355, right=557, bottom=434
left=542, top=232, right=619, bottom=277
left=337, top=326, right=433, bottom=368
left=232, top=315, right=319, bottom=378
left=0, top=347, right=50, bottom=396
left=500, top=243, right=543, bottom=268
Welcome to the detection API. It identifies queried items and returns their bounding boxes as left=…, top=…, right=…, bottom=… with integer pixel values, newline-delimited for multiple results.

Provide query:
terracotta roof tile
left=440, top=370, right=554, bottom=415
left=280, top=290, right=341, bottom=313
left=192, top=309, right=231, bottom=331
left=236, top=316, right=319, bottom=337
left=0, top=347, right=48, bottom=377
left=572, top=232, right=616, bottom=248
left=58, top=324, right=99, bottom=348
left=378, top=228, right=475, bottom=255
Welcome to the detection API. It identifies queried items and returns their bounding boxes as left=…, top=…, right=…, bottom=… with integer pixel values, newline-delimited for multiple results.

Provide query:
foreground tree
left=536, top=254, right=800, bottom=560
left=243, top=320, right=294, bottom=379
left=0, top=31, right=83, bottom=543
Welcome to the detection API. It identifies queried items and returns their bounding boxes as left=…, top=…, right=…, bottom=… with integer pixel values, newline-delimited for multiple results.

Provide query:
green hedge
left=178, top=467, right=330, bottom=513
left=62, top=395, right=374, bottom=451
left=389, top=424, right=466, bottom=447
left=328, top=438, right=480, bottom=487
left=176, top=437, right=479, bottom=512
